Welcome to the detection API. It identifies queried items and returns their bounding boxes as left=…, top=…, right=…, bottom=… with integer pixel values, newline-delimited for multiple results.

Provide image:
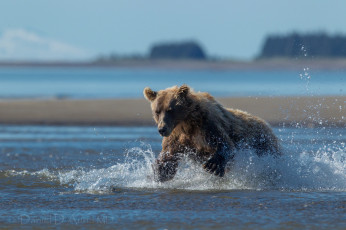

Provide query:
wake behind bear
left=144, top=85, right=281, bottom=182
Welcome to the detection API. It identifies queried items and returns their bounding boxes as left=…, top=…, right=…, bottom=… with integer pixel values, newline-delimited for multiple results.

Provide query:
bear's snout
left=158, top=126, right=168, bottom=136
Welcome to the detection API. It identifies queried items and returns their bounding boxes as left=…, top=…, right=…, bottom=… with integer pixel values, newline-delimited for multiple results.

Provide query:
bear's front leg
left=203, top=143, right=233, bottom=177
left=203, top=154, right=226, bottom=177
left=152, top=156, right=179, bottom=182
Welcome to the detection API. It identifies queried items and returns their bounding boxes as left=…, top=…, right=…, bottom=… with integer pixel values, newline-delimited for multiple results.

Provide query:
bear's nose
left=158, top=127, right=167, bottom=136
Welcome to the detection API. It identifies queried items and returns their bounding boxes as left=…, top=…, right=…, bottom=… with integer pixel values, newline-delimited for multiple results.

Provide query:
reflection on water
left=0, top=125, right=345, bottom=228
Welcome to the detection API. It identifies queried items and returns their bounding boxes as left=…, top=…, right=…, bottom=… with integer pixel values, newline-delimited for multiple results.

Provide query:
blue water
left=0, top=67, right=345, bottom=228
left=0, top=125, right=345, bottom=228
left=0, top=68, right=344, bottom=98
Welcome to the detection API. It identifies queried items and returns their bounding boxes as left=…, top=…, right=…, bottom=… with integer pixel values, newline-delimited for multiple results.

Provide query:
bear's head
left=143, top=85, right=192, bottom=137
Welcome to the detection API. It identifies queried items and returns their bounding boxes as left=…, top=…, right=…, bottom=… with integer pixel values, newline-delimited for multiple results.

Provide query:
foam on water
left=7, top=142, right=345, bottom=193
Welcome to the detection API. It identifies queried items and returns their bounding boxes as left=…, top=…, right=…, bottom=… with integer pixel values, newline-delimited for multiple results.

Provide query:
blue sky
left=1, top=0, right=346, bottom=61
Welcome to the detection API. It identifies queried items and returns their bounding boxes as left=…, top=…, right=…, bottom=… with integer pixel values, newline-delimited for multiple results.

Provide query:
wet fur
left=144, top=85, right=281, bottom=182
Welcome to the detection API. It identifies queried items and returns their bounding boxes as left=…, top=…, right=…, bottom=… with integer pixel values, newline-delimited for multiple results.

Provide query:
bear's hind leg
left=254, top=134, right=281, bottom=157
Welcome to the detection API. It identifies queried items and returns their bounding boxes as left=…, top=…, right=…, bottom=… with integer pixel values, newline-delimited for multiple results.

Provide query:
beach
left=1, top=58, right=346, bottom=71
left=0, top=96, right=344, bottom=127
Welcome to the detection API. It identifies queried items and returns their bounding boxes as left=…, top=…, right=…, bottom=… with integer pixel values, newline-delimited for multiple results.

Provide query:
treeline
left=149, top=41, right=206, bottom=60
left=259, top=33, right=346, bottom=58
left=97, top=33, right=346, bottom=61
left=95, top=41, right=207, bottom=62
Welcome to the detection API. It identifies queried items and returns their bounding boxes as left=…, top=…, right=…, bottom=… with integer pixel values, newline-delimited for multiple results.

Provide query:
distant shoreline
left=1, top=59, right=346, bottom=71
left=0, top=96, right=344, bottom=127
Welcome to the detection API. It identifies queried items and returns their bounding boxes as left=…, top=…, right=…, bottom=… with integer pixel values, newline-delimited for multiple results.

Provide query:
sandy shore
left=0, top=97, right=344, bottom=127
left=1, top=59, right=346, bottom=71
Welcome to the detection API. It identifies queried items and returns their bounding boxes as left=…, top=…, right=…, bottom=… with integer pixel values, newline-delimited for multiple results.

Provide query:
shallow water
left=0, top=125, right=345, bottom=229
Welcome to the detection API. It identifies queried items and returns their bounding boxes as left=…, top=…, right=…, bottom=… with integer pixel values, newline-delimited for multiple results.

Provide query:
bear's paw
left=203, top=154, right=226, bottom=177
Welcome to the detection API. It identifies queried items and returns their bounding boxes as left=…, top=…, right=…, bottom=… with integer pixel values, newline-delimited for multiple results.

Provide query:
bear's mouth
left=160, top=132, right=170, bottom=137
left=158, top=129, right=171, bottom=137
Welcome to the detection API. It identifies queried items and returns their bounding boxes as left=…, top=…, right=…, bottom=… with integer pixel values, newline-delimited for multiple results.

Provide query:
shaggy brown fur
left=144, top=85, right=281, bottom=182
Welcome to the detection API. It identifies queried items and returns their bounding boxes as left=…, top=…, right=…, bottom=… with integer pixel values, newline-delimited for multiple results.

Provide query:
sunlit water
left=0, top=68, right=344, bottom=98
left=0, top=125, right=345, bottom=228
left=0, top=66, right=345, bottom=228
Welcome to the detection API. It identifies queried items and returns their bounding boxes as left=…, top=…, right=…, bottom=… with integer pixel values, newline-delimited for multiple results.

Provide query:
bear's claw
left=203, top=154, right=226, bottom=177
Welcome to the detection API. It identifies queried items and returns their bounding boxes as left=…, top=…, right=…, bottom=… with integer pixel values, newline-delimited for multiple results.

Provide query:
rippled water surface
left=0, top=125, right=345, bottom=229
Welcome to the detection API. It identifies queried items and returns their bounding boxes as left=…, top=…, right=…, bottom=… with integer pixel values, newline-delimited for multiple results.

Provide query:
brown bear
left=144, top=85, right=281, bottom=182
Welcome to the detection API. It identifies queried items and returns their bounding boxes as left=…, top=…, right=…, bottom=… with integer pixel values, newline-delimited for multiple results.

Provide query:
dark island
left=259, top=33, right=346, bottom=58
left=149, top=41, right=206, bottom=60
left=1, top=34, right=346, bottom=71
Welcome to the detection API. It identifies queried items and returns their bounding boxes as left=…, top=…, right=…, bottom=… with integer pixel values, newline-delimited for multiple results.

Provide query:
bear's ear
left=143, top=87, right=157, bottom=102
left=177, top=84, right=190, bottom=98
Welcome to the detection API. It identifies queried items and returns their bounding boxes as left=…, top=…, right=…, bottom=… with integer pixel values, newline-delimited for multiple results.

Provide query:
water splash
left=294, top=44, right=344, bottom=127
left=6, top=143, right=345, bottom=193
left=301, top=45, right=308, bottom=57
left=298, top=45, right=313, bottom=96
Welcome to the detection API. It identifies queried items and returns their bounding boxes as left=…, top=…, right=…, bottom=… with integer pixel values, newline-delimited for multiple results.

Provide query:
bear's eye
left=155, top=110, right=160, bottom=116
